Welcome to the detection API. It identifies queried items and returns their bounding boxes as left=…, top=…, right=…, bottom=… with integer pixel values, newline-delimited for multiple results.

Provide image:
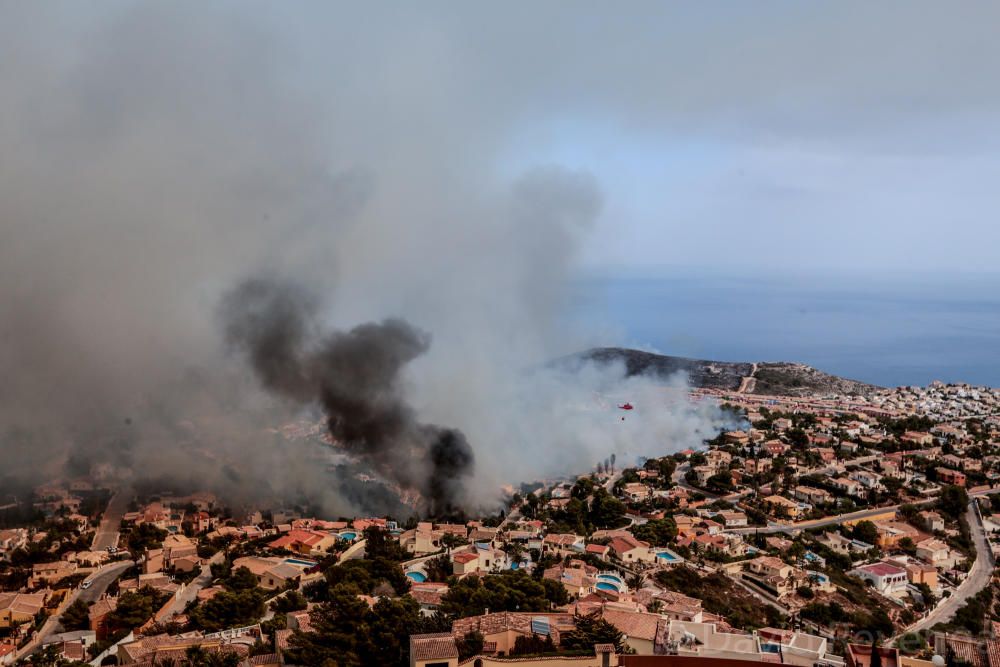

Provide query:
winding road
left=901, top=500, right=993, bottom=635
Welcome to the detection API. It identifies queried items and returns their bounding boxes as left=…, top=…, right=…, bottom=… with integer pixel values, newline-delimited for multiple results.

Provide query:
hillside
left=576, top=347, right=881, bottom=397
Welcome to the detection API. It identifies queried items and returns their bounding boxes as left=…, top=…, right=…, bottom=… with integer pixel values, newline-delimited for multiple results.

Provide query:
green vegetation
left=285, top=585, right=447, bottom=667
left=60, top=599, right=92, bottom=632
left=438, top=570, right=568, bottom=618
left=630, top=518, right=677, bottom=546
left=560, top=612, right=626, bottom=653
left=655, top=566, right=785, bottom=630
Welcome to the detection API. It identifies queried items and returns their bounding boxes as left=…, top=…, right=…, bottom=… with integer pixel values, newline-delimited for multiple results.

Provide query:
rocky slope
left=575, top=347, right=881, bottom=397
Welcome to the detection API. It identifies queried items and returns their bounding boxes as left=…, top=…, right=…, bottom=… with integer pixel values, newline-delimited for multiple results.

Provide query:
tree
left=270, top=590, right=308, bottom=614
left=457, top=631, right=485, bottom=660
left=61, top=599, right=92, bottom=631
left=631, top=519, right=677, bottom=547
left=422, top=554, right=453, bottom=582
left=870, top=638, right=882, bottom=667
left=938, top=485, right=969, bottom=521
left=560, top=612, right=625, bottom=653
left=851, top=521, right=878, bottom=546
left=706, top=470, right=734, bottom=494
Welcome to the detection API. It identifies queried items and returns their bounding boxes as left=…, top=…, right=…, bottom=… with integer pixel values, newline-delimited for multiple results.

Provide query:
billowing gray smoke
left=0, top=3, right=740, bottom=516
left=221, top=278, right=474, bottom=515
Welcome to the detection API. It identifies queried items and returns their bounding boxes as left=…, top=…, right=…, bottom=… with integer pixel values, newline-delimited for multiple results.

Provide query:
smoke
left=0, top=3, right=735, bottom=516
left=220, top=278, right=473, bottom=515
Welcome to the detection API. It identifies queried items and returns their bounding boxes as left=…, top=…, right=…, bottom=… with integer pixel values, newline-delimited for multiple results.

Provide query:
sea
left=570, top=269, right=1000, bottom=389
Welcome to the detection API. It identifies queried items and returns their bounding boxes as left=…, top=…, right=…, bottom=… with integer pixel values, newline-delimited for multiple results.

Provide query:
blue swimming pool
left=597, top=574, right=623, bottom=585
left=656, top=551, right=679, bottom=562
left=510, top=562, right=519, bottom=570
left=596, top=582, right=619, bottom=592
left=284, top=558, right=318, bottom=568
left=406, top=571, right=426, bottom=582
left=338, top=531, right=357, bottom=541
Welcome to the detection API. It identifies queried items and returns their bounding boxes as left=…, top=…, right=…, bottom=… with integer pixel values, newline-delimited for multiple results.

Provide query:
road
left=727, top=487, right=995, bottom=535
left=92, top=487, right=132, bottom=551
left=159, top=551, right=225, bottom=620
left=737, top=363, right=758, bottom=394
left=902, top=501, right=994, bottom=635
left=17, top=559, right=133, bottom=661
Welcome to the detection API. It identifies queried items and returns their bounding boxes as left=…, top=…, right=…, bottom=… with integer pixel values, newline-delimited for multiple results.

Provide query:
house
left=232, top=556, right=306, bottom=590
left=0, top=529, right=28, bottom=561
left=0, top=592, right=47, bottom=629
left=450, top=611, right=577, bottom=656
left=915, top=538, right=954, bottom=567
left=849, top=561, right=909, bottom=596
left=30, top=561, right=77, bottom=587
left=764, top=441, right=790, bottom=456
left=874, top=521, right=923, bottom=549
left=585, top=543, right=610, bottom=559
left=409, top=633, right=458, bottom=667
left=715, top=510, right=748, bottom=527
left=268, top=529, right=337, bottom=556
left=830, top=477, right=863, bottom=497
left=601, top=608, right=664, bottom=655
left=743, top=556, right=809, bottom=599
left=88, top=597, right=118, bottom=639
left=649, top=590, right=703, bottom=623
left=145, top=533, right=200, bottom=574
left=919, top=511, right=946, bottom=532
left=819, top=531, right=853, bottom=555
left=608, top=534, right=655, bottom=563
left=743, top=458, right=773, bottom=477
left=692, top=466, right=715, bottom=486
left=902, top=431, right=934, bottom=446
left=543, top=562, right=597, bottom=598
left=773, top=418, right=793, bottom=431
left=904, top=562, right=939, bottom=590
left=763, top=494, right=802, bottom=519
left=542, top=533, right=585, bottom=556
left=816, top=448, right=837, bottom=463
left=794, top=486, right=833, bottom=505
left=725, top=431, right=750, bottom=445
left=451, top=551, right=480, bottom=576
left=850, top=470, right=884, bottom=491
left=936, top=467, right=967, bottom=487
left=705, top=449, right=733, bottom=470
left=622, top=483, right=652, bottom=502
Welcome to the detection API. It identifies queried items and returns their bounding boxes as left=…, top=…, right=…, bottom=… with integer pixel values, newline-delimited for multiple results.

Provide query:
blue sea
left=571, top=270, right=1000, bottom=388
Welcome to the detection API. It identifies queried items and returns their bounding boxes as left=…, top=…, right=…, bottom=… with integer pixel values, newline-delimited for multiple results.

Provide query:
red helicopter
left=618, top=403, right=634, bottom=410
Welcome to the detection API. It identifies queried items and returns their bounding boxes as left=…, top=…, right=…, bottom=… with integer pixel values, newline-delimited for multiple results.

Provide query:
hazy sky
left=6, top=1, right=999, bottom=277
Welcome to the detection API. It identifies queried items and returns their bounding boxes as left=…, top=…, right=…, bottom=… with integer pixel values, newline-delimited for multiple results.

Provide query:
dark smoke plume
left=220, top=278, right=474, bottom=516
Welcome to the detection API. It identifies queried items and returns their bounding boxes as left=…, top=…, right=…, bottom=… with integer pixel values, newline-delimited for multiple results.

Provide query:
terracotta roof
left=411, top=633, right=458, bottom=661
left=601, top=609, right=662, bottom=641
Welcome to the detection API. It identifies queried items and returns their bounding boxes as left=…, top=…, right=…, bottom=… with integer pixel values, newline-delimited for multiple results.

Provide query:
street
left=16, top=559, right=134, bottom=661
left=158, top=551, right=225, bottom=620
left=903, top=501, right=994, bottom=634
left=91, top=487, right=132, bottom=551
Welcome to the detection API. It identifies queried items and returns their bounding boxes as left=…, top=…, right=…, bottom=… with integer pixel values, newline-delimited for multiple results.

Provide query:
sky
left=1, top=2, right=998, bottom=508
left=7, top=1, right=1000, bottom=276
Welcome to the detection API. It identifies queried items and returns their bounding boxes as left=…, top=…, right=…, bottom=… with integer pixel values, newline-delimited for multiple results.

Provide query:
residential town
left=2, top=383, right=1000, bottom=666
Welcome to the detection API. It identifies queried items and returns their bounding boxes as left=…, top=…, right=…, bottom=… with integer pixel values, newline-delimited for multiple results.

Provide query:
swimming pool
left=338, top=531, right=357, bottom=541
left=656, top=551, right=679, bottom=562
left=596, top=581, right=619, bottom=592
left=406, top=571, right=426, bottom=582
left=284, top=558, right=318, bottom=568
left=597, top=574, right=623, bottom=585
